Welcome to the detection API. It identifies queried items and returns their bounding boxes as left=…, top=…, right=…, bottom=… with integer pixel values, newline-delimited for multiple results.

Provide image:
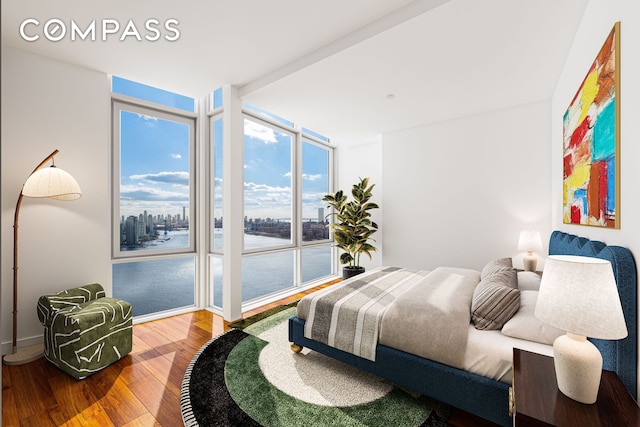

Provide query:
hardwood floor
left=2, top=280, right=496, bottom=426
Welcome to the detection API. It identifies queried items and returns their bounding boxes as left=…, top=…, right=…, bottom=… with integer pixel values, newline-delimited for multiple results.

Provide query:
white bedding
left=302, top=267, right=427, bottom=361
left=464, top=325, right=553, bottom=384
left=297, top=266, right=555, bottom=384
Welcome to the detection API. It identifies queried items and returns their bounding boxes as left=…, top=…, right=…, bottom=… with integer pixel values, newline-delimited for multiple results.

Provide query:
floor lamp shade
left=22, top=166, right=82, bottom=200
left=534, top=255, right=627, bottom=403
left=3, top=150, right=81, bottom=366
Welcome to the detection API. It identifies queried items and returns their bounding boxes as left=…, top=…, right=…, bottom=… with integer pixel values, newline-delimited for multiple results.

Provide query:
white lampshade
left=517, top=230, right=543, bottom=252
left=535, top=255, right=627, bottom=339
left=22, top=166, right=82, bottom=201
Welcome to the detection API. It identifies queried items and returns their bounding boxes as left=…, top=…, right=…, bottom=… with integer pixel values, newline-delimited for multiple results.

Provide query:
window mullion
left=294, top=126, right=303, bottom=286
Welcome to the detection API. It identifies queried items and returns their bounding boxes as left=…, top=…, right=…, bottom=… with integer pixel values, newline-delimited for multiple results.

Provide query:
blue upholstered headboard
left=548, top=230, right=637, bottom=399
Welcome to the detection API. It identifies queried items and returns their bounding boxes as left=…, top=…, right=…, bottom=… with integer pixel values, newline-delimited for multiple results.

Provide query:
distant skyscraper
left=124, top=216, right=138, bottom=246
left=137, top=219, right=146, bottom=238
left=318, top=207, right=324, bottom=223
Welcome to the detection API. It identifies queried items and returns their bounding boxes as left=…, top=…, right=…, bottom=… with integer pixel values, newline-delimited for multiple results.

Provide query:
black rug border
left=181, top=329, right=260, bottom=426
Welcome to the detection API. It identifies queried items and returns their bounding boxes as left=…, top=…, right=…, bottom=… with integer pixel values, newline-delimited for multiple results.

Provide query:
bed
left=288, top=231, right=637, bottom=426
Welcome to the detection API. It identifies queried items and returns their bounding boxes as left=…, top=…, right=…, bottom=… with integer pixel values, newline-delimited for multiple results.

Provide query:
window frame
left=209, top=111, right=224, bottom=255
left=242, top=110, right=297, bottom=255
left=299, top=135, right=334, bottom=248
left=205, top=93, right=337, bottom=311
left=111, top=94, right=198, bottom=259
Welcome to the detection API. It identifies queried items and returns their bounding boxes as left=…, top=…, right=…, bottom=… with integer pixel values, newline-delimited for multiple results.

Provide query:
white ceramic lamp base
left=552, top=333, right=602, bottom=404
left=522, top=252, right=537, bottom=272
left=2, top=343, right=44, bottom=366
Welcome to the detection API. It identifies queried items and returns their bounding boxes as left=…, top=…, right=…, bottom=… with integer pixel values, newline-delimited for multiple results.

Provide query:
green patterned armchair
left=37, top=283, right=132, bottom=380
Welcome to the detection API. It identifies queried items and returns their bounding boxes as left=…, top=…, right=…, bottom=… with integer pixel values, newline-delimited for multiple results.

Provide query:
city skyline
left=119, top=206, right=329, bottom=226
left=120, top=206, right=328, bottom=249
left=119, top=207, right=190, bottom=249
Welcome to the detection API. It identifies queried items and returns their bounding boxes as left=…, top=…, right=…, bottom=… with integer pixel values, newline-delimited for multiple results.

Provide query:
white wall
left=550, top=0, right=640, bottom=398
left=1, top=46, right=111, bottom=353
left=336, top=139, right=383, bottom=272
left=381, top=101, right=552, bottom=271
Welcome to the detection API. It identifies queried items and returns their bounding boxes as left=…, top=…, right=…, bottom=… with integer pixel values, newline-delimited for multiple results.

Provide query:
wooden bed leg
left=290, top=343, right=303, bottom=353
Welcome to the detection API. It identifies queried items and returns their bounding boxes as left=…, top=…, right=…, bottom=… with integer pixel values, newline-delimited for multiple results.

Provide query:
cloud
left=120, top=185, right=189, bottom=202
left=302, top=173, right=323, bottom=181
left=244, top=119, right=277, bottom=143
left=119, top=180, right=190, bottom=218
left=244, top=181, right=290, bottom=193
left=243, top=181, right=293, bottom=218
left=241, top=180, right=328, bottom=219
left=129, top=171, right=189, bottom=186
left=136, top=113, right=158, bottom=127
left=283, top=172, right=324, bottom=182
left=302, top=191, right=326, bottom=202
left=171, top=153, right=182, bottom=159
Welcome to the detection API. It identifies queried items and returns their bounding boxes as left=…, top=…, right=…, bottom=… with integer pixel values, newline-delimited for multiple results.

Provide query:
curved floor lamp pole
left=4, top=149, right=81, bottom=365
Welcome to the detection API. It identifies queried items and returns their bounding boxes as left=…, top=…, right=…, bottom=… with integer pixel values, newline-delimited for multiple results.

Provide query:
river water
left=113, top=231, right=332, bottom=316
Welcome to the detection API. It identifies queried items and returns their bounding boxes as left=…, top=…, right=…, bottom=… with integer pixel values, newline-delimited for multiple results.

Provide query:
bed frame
left=288, top=231, right=637, bottom=426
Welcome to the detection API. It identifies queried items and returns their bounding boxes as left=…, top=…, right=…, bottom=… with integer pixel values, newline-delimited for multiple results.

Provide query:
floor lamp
left=3, top=149, right=82, bottom=366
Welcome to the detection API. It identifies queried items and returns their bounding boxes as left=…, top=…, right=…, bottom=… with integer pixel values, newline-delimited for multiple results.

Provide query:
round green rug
left=181, top=307, right=451, bottom=426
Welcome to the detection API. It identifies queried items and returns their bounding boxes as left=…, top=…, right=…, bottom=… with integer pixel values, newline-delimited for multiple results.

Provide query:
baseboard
left=1, top=334, right=44, bottom=357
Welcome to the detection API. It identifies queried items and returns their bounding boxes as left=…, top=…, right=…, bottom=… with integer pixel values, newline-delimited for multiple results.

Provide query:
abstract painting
left=563, top=22, right=620, bottom=228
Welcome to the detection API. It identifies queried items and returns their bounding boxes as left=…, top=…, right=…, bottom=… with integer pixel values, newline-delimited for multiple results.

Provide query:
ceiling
left=2, top=0, right=588, bottom=144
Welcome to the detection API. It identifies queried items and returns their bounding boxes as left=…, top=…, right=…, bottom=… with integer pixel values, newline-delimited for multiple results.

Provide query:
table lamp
left=3, top=149, right=82, bottom=365
left=517, top=230, right=543, bottom=271
left=534, top=255, right=627, bottom=404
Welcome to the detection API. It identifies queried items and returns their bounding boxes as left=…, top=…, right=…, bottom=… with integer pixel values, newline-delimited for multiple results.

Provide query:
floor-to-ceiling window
left=242, top=113, right=295, bottom=300
left=210, top=98, right=335, bottom=310
left=111, top=77, right=197, bottom=318
left=110, top=80, right=335, bottom=318
left=242, top=107, right=335, bottom=304
left=300, top=135, right=332, bottom=282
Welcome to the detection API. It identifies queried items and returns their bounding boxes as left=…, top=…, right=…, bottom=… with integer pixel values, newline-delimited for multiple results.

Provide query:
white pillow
left=501, top=290, right=564, bottom=345
left=517, top=271, right=541, bottom=291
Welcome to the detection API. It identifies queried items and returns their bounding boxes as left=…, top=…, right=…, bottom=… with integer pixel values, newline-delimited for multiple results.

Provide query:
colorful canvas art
left=563, top=23, right=620, bottom=228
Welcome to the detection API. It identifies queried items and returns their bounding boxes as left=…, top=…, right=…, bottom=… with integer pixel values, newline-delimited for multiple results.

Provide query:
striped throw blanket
left=303, top=267, right=429, bottom=361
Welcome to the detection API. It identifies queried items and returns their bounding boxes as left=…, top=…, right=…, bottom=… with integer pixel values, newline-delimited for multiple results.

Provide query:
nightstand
left=510, top=348, right=640, bottom=426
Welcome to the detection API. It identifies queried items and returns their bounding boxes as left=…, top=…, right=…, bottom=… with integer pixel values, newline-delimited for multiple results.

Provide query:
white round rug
left=257, top=320, right=393, bottom=406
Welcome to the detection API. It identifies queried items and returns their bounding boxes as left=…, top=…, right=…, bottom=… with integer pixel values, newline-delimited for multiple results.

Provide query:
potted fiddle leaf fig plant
left=323, top=177, right=379, bottom=279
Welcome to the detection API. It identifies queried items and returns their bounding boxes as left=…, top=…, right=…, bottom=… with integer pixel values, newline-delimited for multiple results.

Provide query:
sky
left=119, top=110, right=191, bottom=219
left=116, top=77, right=330, bottom=222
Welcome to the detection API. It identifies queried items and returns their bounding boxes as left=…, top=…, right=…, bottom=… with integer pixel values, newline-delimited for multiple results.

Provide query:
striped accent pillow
left=472, top=265, right=520, bottom=330
left=480, top=258, right=517, bottom=288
